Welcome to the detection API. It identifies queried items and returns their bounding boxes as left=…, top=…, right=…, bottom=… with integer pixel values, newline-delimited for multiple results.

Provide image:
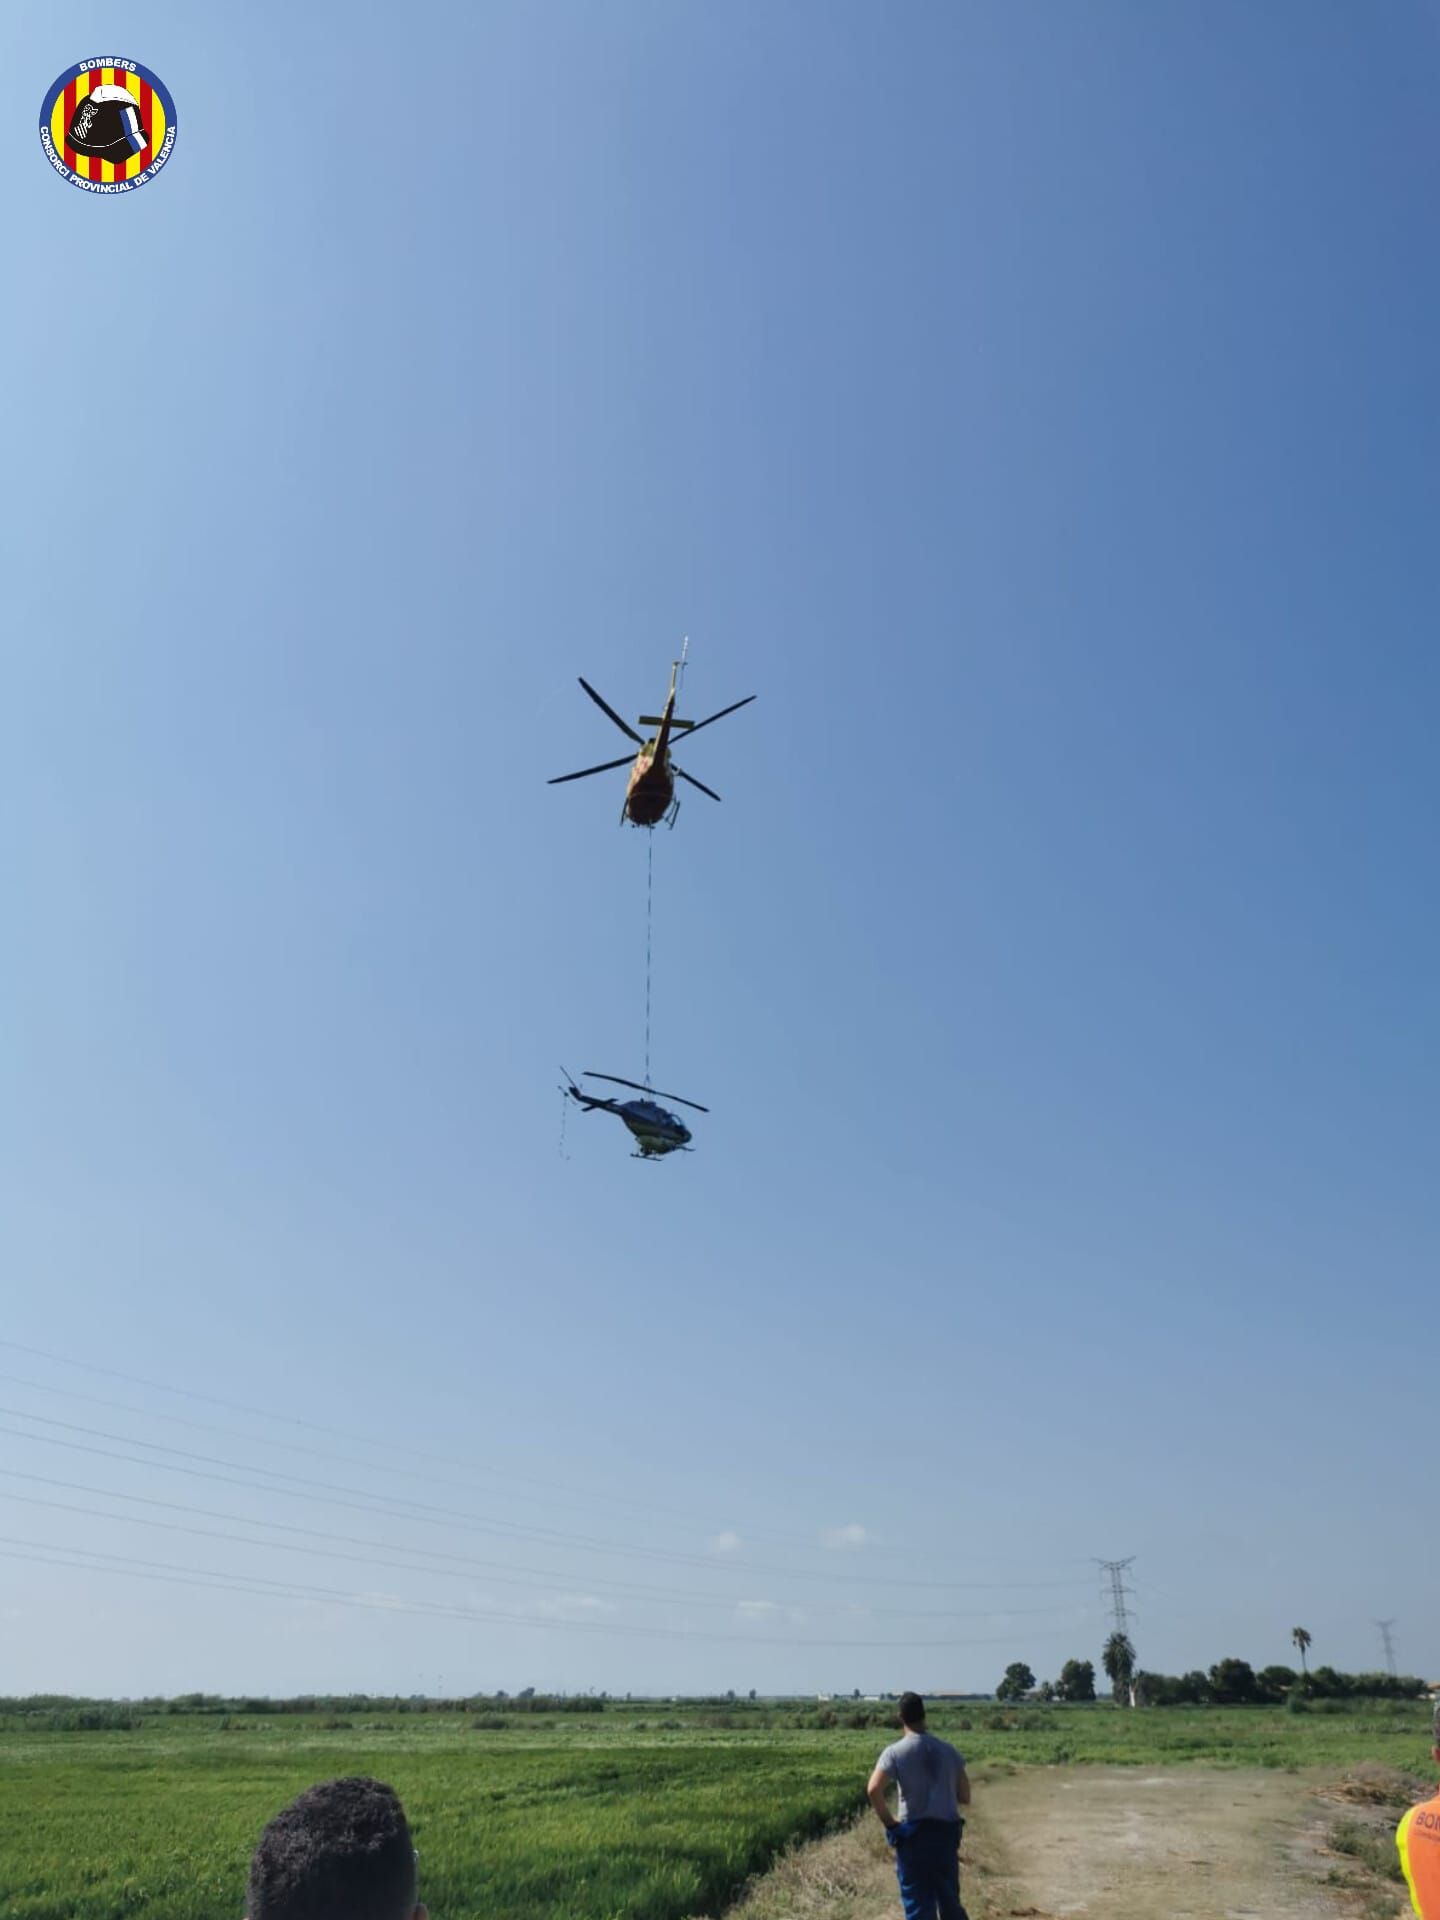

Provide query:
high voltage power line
left=0, top=1538, right=1094, bottom=1652
left=0, top=1337, right=1098, bottom=1664
left=0, top=1413, right=1088, bottom=1591
left=2, top=1338, right=801, bottom=1533
left=0, top=1367, right=787, bottom=1540
left=0, top=1476, right=1093, bottom=1623
left=0, top=1338, right=1086, bottom=1568
left=0, top=1339, right=808, bottom=1541
left=4, top=1331, right=822, bottom=1529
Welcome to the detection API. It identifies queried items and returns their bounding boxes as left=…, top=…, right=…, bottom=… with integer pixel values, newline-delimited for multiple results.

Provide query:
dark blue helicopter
left=561, top=1070, right=707, bottom=1159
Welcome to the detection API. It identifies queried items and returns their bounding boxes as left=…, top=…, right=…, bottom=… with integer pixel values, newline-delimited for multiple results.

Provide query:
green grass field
left=0, top=1700, right=1432, bottom=1920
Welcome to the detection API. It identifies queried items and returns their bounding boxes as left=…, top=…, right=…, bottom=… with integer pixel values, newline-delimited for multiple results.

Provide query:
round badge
left=39, top=59, right=177, bottom=194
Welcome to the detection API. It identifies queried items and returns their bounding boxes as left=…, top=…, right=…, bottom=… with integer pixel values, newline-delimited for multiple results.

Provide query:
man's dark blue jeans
left=886, top=1817, right=968, bottom=1920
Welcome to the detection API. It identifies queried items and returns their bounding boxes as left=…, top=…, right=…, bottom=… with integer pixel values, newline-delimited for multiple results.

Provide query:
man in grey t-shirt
left=867, top=1692, right=970, bottom=1920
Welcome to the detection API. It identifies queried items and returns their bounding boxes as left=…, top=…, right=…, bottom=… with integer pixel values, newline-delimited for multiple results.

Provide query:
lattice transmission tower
left=1096, top=1557, right=1137, bottom=1704
left=1377, top=1619, right=1399, bottom=1681
left=1097, top=1557, right=1136, bottom=1639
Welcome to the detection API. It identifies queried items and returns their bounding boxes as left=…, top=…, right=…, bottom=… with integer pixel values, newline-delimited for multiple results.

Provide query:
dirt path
left=714, top=1766, right=1404, bottom=1920
left=966, top=1765, right=1362, bottom=1919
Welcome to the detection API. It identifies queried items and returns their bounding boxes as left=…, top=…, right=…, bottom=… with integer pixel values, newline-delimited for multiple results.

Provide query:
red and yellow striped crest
left=39, top=59, right=178, bottom=195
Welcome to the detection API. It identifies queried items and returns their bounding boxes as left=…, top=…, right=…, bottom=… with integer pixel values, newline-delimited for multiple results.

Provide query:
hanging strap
left=645, top=835, right=654, bottom=1084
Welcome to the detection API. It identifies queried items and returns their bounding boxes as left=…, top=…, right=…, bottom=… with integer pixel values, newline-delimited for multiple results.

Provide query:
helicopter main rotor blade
left=674, top=765, right=721, bottom=803
left=583, top=1072, right=710, bottom=1114
left=578, top=677, right=644, bottom=744
left=548, top=754, right=636, bottom=785
left=671, top=694, right=756, bottom=741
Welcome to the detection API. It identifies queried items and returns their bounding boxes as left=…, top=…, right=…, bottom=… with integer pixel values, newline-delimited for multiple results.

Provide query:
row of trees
left=0, top=1692, right=615, bottom=1718
left=995, top=1626, right=1425, bottom=1708
left=1136, top=1662, right=1426, bottom=1706
left=998, top=1632, right=1137, bottom=1704
left=998, top=1660, right=1091, bottom=1701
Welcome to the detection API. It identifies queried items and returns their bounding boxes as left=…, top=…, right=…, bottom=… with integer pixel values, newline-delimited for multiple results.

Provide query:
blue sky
left=2, top=0, right=1437, bottom=1698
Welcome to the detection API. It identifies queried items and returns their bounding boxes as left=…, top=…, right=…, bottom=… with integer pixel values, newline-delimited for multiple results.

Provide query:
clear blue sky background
left=2, top=1, right=1436, bottom=1699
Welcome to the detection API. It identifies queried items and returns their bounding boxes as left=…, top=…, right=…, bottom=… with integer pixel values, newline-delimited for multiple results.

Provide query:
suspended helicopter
left=560, top=1070, right=708, bottom=1159
left=548, top=652, right=755, bottom=827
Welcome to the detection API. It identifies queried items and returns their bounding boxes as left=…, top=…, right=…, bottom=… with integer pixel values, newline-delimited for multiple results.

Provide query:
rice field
left=0, top=1714, right=863, bottom=1920
left=0, top=1698, right=1431, bottom=1920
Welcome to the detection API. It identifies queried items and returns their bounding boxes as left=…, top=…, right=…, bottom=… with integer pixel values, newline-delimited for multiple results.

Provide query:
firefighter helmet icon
left=68, top=85, right=148, bottom=160
left=38, top=59, right=177, bottom=194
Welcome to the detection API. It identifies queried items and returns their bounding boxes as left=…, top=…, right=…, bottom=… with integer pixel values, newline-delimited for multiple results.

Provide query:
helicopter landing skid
left=620, top=803, right=680, bottom=830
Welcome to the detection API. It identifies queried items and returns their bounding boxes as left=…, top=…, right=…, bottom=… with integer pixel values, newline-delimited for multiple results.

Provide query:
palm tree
left=1103, top=1632, right=1136, bottom=1706
left=1291, top=1627, right=1312, bottom=1682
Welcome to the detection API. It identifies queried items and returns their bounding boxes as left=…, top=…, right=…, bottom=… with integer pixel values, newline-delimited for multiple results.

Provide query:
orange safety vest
left=1398, top=1793, right=1440, bottom=1917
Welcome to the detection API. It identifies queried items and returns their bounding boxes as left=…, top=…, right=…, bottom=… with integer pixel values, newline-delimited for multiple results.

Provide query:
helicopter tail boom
left=644, top=660, right=682, bottom=765
left=560, top=1068, right=614, bottom=1112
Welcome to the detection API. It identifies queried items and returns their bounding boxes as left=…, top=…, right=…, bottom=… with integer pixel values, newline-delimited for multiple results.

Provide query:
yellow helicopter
left=548, top=654, right=755, bottom=827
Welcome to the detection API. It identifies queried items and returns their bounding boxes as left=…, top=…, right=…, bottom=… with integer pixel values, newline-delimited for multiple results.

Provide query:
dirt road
left=966, top=1765, right=1365, bottom=1919
left=716, top=1765, right=1405, bottom=1920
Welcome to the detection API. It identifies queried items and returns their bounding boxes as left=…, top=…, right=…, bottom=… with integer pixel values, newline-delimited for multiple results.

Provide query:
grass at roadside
left=920, top=1695, right=1432, bottom=1771
left=1318, top=1764, right=1421, bottom=1920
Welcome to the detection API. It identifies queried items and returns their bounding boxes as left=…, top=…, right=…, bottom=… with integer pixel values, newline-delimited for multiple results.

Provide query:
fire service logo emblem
left=39, top=59, right=177, bottom=194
